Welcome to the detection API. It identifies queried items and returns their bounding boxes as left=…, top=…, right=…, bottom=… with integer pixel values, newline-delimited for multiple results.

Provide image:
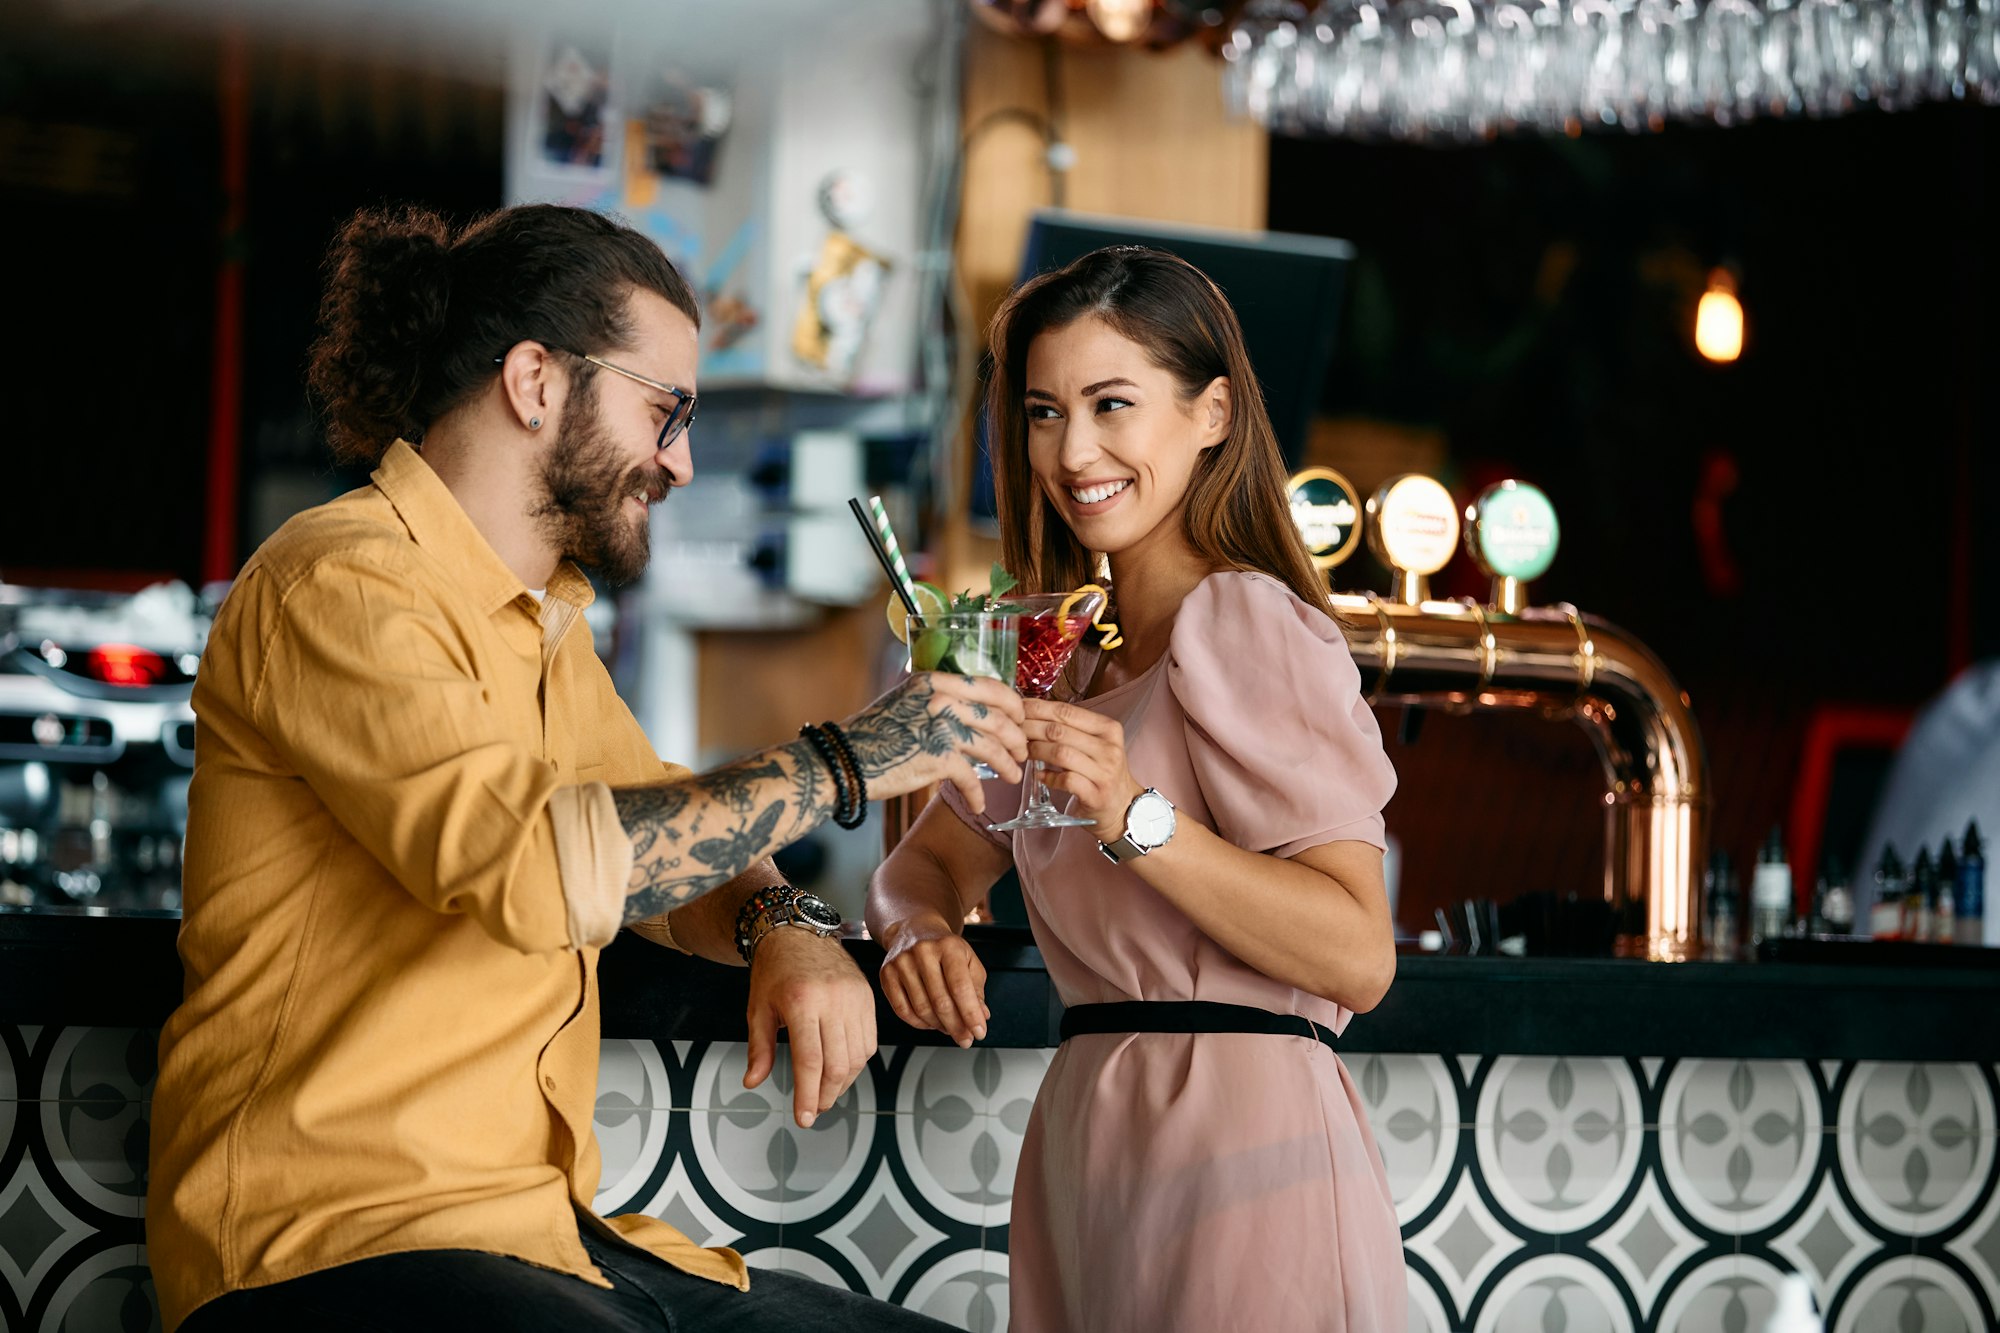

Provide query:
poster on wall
left=532, top=35, right=617, bottom=180
left=791, top=171, right=890, bottom=381
left=633, top=70, right=730, bottom=188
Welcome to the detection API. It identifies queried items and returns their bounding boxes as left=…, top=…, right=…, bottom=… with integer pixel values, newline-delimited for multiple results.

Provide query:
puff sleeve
left=1165, top=572, right=1396, bottom=858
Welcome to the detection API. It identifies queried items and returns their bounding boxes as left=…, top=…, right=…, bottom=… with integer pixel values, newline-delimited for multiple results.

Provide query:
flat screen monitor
left=970, top=209, right=1354, bottom=527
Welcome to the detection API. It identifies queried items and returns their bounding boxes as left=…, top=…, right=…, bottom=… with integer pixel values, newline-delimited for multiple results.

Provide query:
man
left=148, top=203, right=1025, bottom=1331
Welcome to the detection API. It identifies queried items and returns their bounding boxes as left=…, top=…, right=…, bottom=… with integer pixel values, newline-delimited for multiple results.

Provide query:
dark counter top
left=4, top=910, right=1993, bottom=1060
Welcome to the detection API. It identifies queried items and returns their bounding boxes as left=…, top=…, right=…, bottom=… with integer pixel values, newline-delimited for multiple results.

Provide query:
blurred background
left=0, top=0, right=1992, bottom=932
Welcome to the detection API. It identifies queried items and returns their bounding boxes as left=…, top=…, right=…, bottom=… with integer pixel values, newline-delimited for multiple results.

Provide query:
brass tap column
left=1315, top=472, right=1708, bottom=962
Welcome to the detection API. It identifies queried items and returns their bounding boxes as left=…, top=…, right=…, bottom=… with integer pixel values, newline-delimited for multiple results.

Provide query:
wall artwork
left=791, top=171, right=892, bottom=383
left=533, top=35, right=616, bottom=180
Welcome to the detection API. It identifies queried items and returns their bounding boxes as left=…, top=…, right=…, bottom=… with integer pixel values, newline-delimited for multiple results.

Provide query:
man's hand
left=744, top=927, right=878, bottom=1128
left=842, top=672, right=1028, bottom=813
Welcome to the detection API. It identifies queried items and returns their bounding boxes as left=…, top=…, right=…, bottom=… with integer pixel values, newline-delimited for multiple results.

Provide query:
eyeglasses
left=490, top=349, right=698, bottom=453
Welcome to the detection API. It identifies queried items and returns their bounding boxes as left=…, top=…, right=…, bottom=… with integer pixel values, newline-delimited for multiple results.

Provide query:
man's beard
left=533, top=377, right=669, bottom=588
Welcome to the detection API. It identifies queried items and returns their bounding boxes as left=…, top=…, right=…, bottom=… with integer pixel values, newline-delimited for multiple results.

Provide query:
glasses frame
left=490, top=348, right=698, bottom=452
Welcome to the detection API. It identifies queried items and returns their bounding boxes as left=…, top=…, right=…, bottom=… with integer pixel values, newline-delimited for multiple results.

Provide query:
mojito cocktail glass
left=906, top=609, right=1020, bottom=780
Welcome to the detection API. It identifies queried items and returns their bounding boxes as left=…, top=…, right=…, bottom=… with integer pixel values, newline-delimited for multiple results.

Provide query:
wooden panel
left=957, top=26, right=1267, bottom=327
left=696, top=603, right=884, bottom=756
left=945, top=25, right=1268, bottom=594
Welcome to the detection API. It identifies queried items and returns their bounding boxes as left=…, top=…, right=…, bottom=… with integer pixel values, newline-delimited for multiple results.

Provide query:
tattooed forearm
left=613, top=672, right=990, bottom=921
left=614, top=739, right=840, bottom=921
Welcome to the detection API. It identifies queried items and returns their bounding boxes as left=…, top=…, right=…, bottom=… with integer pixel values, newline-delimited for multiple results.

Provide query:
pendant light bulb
left=1695, top=269, right=1744, bottom=364
left=1086, top=0, right=1154, bottom=42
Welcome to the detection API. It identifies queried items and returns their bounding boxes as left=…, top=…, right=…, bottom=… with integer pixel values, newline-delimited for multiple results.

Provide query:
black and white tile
left=9, top=1027, right=2000, bottom=1332
left=0, top=1026, right=157, bottom=1333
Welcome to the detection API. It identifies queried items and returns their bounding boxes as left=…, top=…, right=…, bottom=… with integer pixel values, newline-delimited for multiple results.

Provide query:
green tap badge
left=1468, top=481, right=1560, bottom=581
left=1286, top=468, right=1363, bottom=570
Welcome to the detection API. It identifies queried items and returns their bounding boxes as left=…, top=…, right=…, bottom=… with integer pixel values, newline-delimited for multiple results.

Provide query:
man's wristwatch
left=734, top=887, right=843, bottom=963
left=1098, top=788, right=1177, bottom=864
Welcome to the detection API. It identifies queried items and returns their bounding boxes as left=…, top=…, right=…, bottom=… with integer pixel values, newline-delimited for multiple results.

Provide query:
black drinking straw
left=849, top=497, right=922, bottom=620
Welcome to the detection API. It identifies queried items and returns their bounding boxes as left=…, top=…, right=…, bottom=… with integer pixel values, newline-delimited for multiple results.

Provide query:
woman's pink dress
left=942, top=570, right=1406, bottom=1333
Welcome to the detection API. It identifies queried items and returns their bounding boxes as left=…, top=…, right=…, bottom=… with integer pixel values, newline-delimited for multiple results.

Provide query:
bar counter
left=6, top=909, right=1997, bottom=1331
left=5, top=910, right=1995, bottom=1060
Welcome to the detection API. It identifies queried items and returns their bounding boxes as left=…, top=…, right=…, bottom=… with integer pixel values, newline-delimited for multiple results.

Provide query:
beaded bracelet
left=798, top=724, right=851, bottom=817
left=817, top=721, right=869, bottom=830
left=799, top=724, right=865, bottom=829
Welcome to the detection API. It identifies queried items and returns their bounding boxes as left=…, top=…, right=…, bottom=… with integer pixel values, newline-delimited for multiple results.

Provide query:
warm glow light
left=1086, top=0, right=1153, bottom=42
left=1695, top=270, right=1744, bottom=363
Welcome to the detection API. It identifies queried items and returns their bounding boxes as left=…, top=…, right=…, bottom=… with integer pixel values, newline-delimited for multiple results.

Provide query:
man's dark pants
left=177, top=1216, right=956, bottom=1332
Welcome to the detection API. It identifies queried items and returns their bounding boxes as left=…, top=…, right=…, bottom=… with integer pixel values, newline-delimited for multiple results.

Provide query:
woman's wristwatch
left=734, top=886, right=844, bottom=963
left=1097, top=788, right=1178, bottom=864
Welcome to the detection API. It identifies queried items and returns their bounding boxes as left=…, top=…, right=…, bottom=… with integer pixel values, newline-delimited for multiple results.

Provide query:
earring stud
left=529, top=417, right=542, bottom=430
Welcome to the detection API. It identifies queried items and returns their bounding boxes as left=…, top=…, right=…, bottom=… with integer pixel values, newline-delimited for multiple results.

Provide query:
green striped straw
left=850, top=496, right=921, bottom=619
left=867, top=496, right=920, bottom=606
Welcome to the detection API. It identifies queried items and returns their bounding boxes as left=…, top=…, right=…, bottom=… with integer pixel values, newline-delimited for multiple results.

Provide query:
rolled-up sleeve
left=251, top=554, right=580, bottom=954
left=550, top=782, right=634, bottom=950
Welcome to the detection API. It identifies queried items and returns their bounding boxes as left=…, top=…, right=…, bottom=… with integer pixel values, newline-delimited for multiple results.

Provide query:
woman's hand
left=1022, top=698, right=1144, bottom=832
left=878, top=912, right=990, bottom=1048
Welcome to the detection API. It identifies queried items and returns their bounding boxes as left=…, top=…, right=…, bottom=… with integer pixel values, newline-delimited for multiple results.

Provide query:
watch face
left=1129, top=792, right=1175, bottom=846
left=797, top=896, right=843, bottom=931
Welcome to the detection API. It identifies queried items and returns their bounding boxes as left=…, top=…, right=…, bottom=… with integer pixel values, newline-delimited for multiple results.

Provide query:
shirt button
left=544, top=1075, right=558, bottom=1093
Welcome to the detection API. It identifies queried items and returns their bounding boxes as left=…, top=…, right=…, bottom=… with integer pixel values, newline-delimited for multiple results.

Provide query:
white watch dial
left=1128, top=793, right=1175, bottom=846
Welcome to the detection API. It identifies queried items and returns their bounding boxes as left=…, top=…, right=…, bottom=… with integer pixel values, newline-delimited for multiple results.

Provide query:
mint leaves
left=945, top=562, right=1022, bottom=615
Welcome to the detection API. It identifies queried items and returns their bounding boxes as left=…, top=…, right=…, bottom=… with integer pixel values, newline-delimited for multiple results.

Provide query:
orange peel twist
left=1057, top=583, right=1122, bottom=650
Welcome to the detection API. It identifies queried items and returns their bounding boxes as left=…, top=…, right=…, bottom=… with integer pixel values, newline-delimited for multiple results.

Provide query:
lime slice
left=887, top=581, right=950, bottom=644
left=910, top=628, right=953, bottom=671
left=955, top=645, right=1006, bottom=681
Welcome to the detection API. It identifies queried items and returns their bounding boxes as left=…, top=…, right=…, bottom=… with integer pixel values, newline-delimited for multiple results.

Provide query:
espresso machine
left=0, top=582, right=207, bottom=913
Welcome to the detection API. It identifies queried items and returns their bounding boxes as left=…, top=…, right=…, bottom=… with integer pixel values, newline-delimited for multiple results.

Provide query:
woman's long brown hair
left=985, top=245, right=1332, bottom=620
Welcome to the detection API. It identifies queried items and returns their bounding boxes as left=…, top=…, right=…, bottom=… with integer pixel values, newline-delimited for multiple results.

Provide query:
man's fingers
left=744, top=1002, right=778, bottom=1090
left=818, top=1024, right=852, bottom=1115
left=942, top=698, right=1027, bottom=764
left=934, top=672, right=1026, bottom=721
left=963, top=732, right=1025, bottom=785
left=945, top=764, right=987, bottom=815
left=789, top=1018, right=826, bottom=1128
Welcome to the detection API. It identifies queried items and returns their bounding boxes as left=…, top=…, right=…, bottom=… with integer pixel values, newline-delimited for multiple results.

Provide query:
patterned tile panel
left=1657, top=1058, right=1826, bottom=1236
left=12, top=1028, right=2000, bottom=1332
left=1474, top=1056, right=1645, bottom=1235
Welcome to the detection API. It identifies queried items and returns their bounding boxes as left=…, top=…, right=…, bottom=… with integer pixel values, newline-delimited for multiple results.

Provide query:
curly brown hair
left=306, top=203, right=700, bottom=466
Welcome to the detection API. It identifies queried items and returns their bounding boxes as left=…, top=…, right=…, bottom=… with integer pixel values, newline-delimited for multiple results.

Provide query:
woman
left=865, top=247, right=1405, bottom=1332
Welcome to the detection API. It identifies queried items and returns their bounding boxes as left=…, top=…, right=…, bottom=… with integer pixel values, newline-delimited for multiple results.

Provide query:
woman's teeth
left=1071, top=480, right=1130, bottom=505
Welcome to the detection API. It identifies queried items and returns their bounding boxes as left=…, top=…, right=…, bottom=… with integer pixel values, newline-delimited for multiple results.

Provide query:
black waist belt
left=1058, top=1000, right=1337, bottom=1052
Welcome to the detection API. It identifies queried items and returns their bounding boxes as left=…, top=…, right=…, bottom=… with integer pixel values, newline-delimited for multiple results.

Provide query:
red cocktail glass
left=988, top=588, right=1106, bottom=833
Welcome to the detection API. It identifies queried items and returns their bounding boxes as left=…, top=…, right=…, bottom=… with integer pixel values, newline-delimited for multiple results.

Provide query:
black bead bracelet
left=799, top=723, right=865, bottom=829
left=818, top=721, right=868, bottom=829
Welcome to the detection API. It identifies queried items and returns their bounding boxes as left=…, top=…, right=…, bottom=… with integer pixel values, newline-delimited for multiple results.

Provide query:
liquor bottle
left=1870, top=845, right=1907, bottom=939
left=1705, top=849, right=1738, bottom=962
left=1814, top=855, right=1855, bottom=936
left=1935, top=839, right=1959, bottom=945
left=1964, top=821, right=1988, bottom=947
left=1908, top=848, right=1936, bottom=944
left=1751, top=826, right=1792, bottom=950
